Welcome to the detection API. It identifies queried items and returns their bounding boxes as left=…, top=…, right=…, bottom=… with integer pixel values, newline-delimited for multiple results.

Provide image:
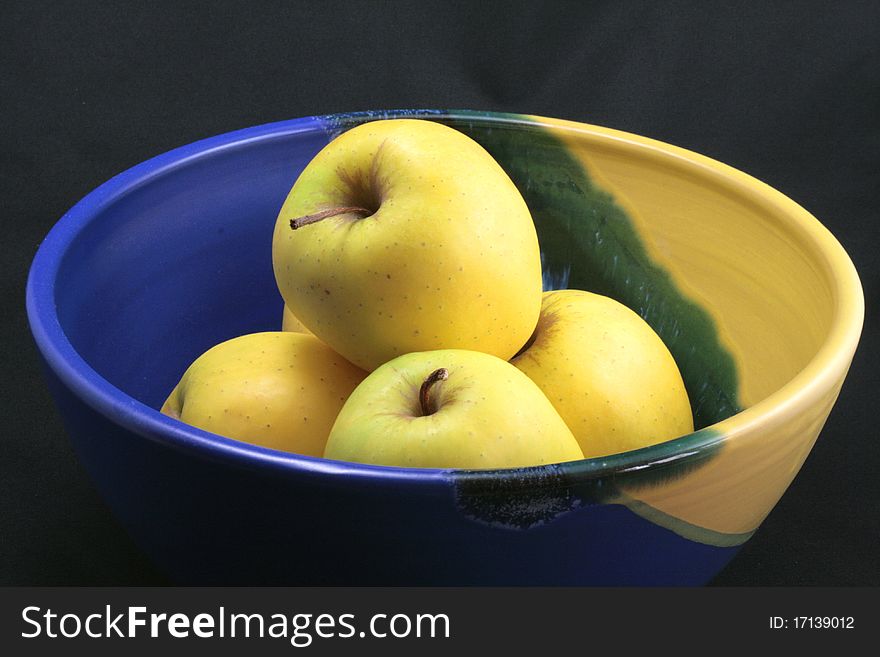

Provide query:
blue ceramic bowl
left=26, top=110, right=863, bottom=585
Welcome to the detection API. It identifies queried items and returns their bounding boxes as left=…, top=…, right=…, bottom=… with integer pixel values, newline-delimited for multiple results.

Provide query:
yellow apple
left=511, top=290, right=694, bottom=458
left=281, top=304, right=314, bottom=335
left=324, top=349, right=584, bottom=469
left=272, top=118, right=542, bottom=371
left=161, top=332, right=367, bottom=456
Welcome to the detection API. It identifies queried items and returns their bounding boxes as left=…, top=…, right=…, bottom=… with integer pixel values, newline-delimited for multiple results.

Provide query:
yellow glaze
left=534, top=115, right=863, bottom=541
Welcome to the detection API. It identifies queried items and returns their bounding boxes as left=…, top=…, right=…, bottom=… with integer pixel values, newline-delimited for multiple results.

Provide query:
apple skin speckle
left=271, top=118, right=542, bottom=372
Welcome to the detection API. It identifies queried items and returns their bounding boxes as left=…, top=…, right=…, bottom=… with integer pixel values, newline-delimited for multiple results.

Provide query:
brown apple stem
left=419, top=368, right=449, bottom=416
left=289, top=206, right=372, bottom=230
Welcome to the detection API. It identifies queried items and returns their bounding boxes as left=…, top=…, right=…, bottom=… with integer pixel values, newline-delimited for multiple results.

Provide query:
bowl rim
left=25, top=109, right=865, bottom=486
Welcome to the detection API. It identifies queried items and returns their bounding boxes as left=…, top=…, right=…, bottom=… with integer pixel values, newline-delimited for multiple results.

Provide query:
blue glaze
left=26, top=111, right=742, bottom=585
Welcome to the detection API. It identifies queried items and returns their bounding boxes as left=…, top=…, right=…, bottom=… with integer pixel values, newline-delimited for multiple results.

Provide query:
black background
left=2, top=1, right=877, bottom=586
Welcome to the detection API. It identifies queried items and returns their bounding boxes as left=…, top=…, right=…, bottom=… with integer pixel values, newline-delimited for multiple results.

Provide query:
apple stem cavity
left=418, top=368, right=449, bottom=416
left=289, top=206, right=373, bottom=230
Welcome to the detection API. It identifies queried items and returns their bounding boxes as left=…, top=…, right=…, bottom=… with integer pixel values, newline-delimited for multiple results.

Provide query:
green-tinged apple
left=272, top=118, right=543, bottom=371
left=511, top=290, right=694, bottom=458
left=323, top=349, right=584, bottom=469
left=281, top=304, right=314, bottom=335
left=161, top=332, right=367, bottom=456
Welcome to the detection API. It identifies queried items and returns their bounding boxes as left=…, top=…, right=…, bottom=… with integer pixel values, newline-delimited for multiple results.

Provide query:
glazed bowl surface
left=26, top=110, right=863, bottom=585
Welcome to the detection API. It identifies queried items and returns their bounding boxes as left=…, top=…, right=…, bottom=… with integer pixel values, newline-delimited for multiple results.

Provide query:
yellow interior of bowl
left=531, top=116, right=862, bottom=540
left=526, top=115, right=861, bottom=413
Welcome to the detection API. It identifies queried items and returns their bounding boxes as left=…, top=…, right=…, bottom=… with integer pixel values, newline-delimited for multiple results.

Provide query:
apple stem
left=289, top=206, right=372, bottom=230
left=419, top=368, right=449, bottom=416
